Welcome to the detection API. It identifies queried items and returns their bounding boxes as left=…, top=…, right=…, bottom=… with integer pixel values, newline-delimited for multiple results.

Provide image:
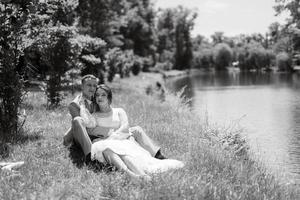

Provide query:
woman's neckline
left=96, top=107, right=113, bottom=117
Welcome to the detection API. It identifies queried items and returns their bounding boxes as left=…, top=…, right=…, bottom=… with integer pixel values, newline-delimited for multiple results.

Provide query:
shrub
left=70, top=34, right=107, bottom=83
left=276, top=52, right=292, bottom=71
left=236, top=43, right=274, bottom=71
left=41, top=26, right=75, bottom=108
left=213, top=43, right=233, bottom=70
left=0, top=1, right=33, bottom=144
left=193, top=49, right=213, bottom=69
left=131, top=56, right=143, bottom=76
left=105, top=48, right=135, bottom=81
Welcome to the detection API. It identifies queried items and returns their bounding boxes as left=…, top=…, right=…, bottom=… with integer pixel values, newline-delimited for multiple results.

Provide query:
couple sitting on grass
left=63, top=74, right=184, bottom=180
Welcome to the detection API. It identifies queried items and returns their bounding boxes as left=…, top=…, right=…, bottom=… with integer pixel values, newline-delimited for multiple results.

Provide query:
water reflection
left=166, top=71, right=300, bottom=182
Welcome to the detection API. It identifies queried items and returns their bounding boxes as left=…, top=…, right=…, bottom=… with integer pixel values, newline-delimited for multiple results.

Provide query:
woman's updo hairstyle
left=93, top=84, right=113, bottom=112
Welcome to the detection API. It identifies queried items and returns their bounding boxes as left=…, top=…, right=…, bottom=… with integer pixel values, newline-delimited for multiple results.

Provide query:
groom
left=63, top=74, right=166, bottom=165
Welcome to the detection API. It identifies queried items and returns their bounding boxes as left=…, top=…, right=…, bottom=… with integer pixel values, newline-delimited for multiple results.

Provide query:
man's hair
left=81, top=74, right=98, bottom=85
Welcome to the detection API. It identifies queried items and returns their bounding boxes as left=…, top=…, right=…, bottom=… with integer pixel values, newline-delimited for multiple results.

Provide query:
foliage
left=120, top=0, right=157, bottom=58
left=235, top=41, right=274, bottom=71
left=193, top=49, right=213, bottom=69
left=276, top=52, right=292, bottom=72
left=43, top=27, right=75, bottom=108
left=213, top=43, right=233, bottom=70
left=174, top=6, right=197, bottom=70
left=274, top=0, right=300, bottom=53
left=156, top=7, right=196, bottom=70
left=105, top=48, right=135, bottom=81
left=70, top=34, right=107, bottom=83
left=211, top=31, right=225, bottom=45
left=0, top=0, right=34, bottom=143
left=156, top=8, right=176, bottom=63
left=77, top=0, right=119, bottom=44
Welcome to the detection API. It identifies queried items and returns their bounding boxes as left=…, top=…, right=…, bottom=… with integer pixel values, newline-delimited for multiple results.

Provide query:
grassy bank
left=0, top=73, right=299, bottom=199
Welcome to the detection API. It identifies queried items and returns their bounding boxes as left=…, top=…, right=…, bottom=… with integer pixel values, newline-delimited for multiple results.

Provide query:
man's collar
left=81, top=94, right=92, bottom=104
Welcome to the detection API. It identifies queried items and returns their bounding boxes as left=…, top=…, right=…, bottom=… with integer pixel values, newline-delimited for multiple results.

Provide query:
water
left=166, top=70, right=300, bottom=182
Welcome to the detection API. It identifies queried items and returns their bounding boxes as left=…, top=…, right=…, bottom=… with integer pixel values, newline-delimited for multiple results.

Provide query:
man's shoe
left=154, top=150, right=167, bottom=160
left=85, top=153, right=92, bottom=165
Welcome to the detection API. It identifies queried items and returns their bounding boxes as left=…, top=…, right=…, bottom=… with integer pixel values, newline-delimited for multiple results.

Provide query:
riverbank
left=0, top=73, right=299, bottom=199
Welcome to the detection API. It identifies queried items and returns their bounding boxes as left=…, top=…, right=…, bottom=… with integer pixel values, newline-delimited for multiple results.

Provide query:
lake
left=165, top=70, right=300, bottom=183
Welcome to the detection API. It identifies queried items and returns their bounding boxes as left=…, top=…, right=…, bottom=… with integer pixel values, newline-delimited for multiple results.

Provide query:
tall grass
left=0, top=80, right=299, bottom=199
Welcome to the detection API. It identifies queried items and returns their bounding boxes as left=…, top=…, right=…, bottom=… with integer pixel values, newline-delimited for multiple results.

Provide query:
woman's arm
left=107, top=108, right=131, bottom=140
left=114, top=108, right=130, bottom=133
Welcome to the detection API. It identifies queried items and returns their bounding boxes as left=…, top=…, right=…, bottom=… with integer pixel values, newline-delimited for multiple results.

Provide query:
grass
left=1, top=73, right=300, bottom=199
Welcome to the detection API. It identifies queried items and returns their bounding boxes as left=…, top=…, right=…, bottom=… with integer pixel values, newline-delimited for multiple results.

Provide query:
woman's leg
left=121, top=155, right=151, bottom=181
left=121, top=155, right=145, bottom=175
left=102, top=149, right=140, bottom=179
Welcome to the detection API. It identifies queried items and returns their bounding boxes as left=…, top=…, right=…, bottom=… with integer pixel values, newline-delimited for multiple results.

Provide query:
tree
left=120, top=0, right=157, bottom=59
left=236, top=41, right=273, bottom=71
left=174, top=6, right=197, bottom=70
left=274, top=0, right=300, bottom=53
left=43, top=27, right=75, bottom=108
left=156, top=8, right=176, bottom=58
left=70, top=34, right=107, bottom=83
left=268, top=22, right=281, bottom=45
left=211, top=32, right=224, bottom=45
left=276, top=52, right=293, bottom=71
left=0, top=0, right=35, bottom=143
left=213, top=43, right=233, bottom=70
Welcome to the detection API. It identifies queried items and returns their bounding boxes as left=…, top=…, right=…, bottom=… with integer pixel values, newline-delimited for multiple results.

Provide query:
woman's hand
left=107, top=131, right=131, bottom=140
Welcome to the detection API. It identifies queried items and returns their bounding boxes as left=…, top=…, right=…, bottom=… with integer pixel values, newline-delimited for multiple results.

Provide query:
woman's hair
left=93, top=84, right=113, bottom=112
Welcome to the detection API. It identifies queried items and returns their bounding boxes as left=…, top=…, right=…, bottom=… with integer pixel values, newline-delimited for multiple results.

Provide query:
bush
left=276, top=52, right=292, bottom=71
left=70, top=34, right=107, bottom=83
left=155, top=61, right=173, bottom=71
left=40, top=26, right=75, bottom=108
left=105, top=48, right=135, bottom=81
left=213, top=43, right=233, bottom=70
left=236, top=43, right=274, bottom=71
left=131, top=57, right=142, bottom=76
left=0, top=1, right=33, bottom=143
left=193, top=49, right=213, bottom=69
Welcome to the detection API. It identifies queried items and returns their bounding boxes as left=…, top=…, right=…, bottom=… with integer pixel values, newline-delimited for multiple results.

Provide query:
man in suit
left=63, top=74, right=166, bottom=165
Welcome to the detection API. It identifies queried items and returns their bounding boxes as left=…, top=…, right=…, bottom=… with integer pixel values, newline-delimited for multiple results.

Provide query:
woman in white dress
left=80, top=84, right=184, bottom=179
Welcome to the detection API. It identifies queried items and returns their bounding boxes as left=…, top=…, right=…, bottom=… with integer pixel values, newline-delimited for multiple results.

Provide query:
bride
left=79, top=84, right=184, bottom=179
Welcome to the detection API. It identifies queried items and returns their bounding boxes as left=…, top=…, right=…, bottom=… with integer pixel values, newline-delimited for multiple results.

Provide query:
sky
left=153, top=0, right=289, bottom=38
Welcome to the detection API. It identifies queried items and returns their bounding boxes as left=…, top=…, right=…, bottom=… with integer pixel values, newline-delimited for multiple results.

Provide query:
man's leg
left=63, top=127, right=73, bottom=146
left=71, top=117, right=92, bottom=157
left=129, top=126, right=161, bottom=157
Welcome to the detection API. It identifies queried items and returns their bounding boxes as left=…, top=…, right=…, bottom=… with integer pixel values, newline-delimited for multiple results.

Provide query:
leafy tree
left=43, top=27, right=75, bottom=108
left=70, top=34, right=107, bottom=83
left=274, top=0, right=300, bottom=54
left=0, top=0, right=35, bottom=143
left=105, top=47, right=135, bottom=81
left=77, top=0, right=117, bottom=43
left=268, top=22, right=281, bottom=46
left=156, top=8, right=176, bottom=60
left=236, top=41, right=273, bottom=71
left=276, top=52, right=293, bottom=71
left=211, top=32, right=224, bottom=45
left=174, top=6, right=197, bottom=70
left=193, top=49, right=213, bottom=69
left=120, top=0, right=157, bottom=59
left=213, top=43, right=233, bottom=70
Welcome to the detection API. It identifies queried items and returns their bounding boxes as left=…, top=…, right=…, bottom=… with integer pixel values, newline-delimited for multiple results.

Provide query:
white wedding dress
left=80, top=105, right=184, bottom=174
